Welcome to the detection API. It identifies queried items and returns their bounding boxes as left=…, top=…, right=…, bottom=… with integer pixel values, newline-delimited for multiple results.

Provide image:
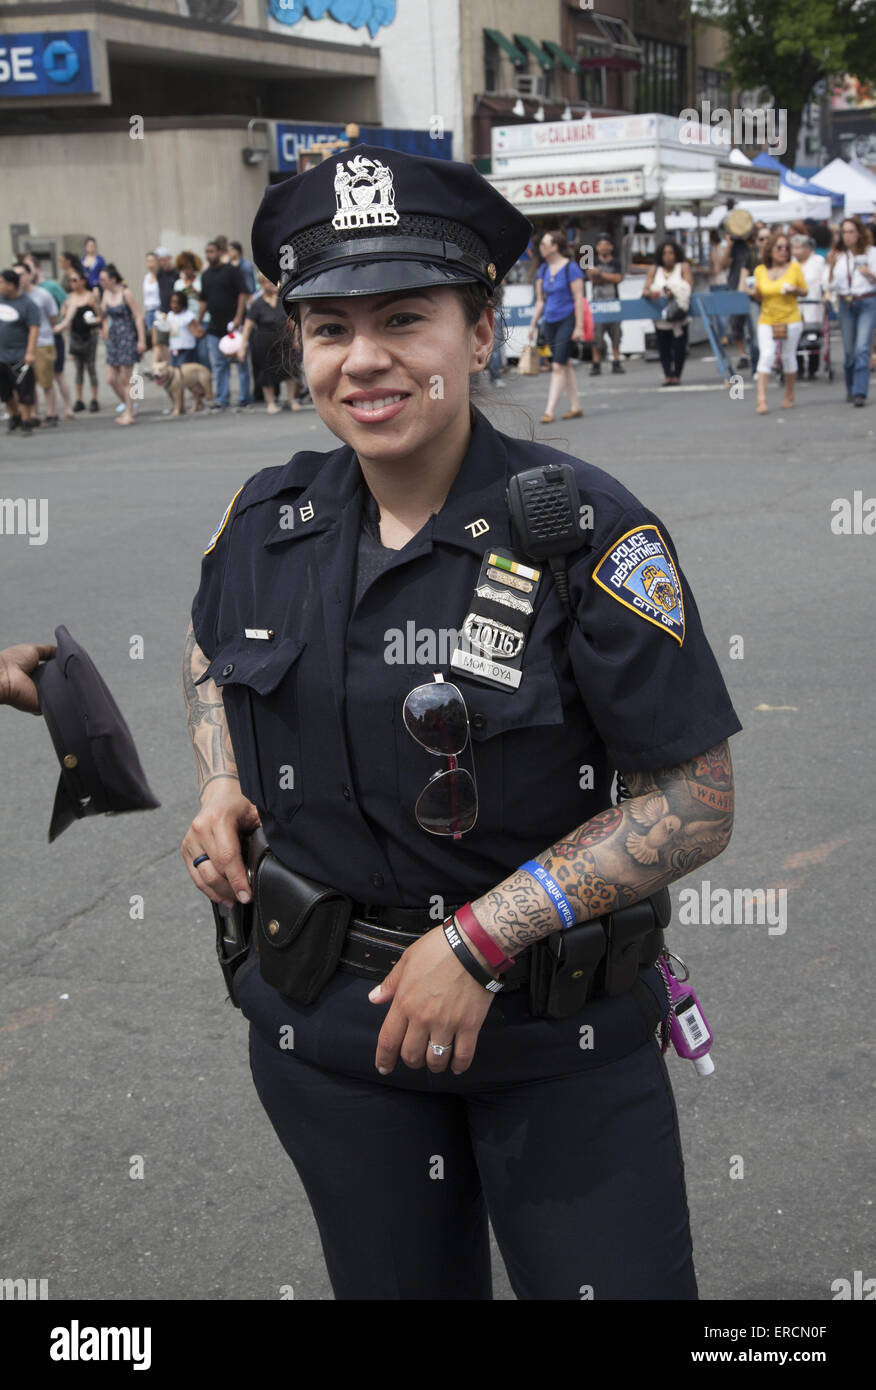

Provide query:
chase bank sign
left=268, top=1, right=397, bottom=39
left=0, top=30, right=95, bottom=97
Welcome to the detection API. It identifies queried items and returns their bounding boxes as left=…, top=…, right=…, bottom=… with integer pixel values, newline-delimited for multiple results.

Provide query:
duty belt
left=341, top=899, right=664, bottom=996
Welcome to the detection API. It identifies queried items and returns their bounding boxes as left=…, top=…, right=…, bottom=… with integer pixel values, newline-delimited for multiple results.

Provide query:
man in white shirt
left=13, top=259, right=59, bottom=425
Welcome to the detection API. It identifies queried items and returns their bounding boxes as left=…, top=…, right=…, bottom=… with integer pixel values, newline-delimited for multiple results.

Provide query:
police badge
left=332, top=153, right=400, bottom=231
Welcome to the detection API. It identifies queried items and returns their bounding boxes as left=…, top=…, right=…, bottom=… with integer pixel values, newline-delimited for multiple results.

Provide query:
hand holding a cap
left=0, top=642, right=57, bottom=714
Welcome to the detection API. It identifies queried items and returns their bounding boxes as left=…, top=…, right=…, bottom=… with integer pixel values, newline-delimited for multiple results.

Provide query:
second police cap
left=250, top=143, right=533, bottom=305
left=32, top=625, right=160, bottom=843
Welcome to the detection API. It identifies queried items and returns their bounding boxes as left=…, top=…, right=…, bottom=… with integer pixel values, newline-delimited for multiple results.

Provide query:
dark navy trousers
left=237, top=957, right=698, bottom=1301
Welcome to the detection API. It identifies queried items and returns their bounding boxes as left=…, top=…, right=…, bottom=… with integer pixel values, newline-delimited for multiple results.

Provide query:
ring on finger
left=428, top=1040, right=452, bottom=1057
left=192, top=853, right=210, bottom=868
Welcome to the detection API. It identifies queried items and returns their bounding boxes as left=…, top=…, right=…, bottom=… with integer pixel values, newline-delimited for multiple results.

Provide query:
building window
left=484, top=34, right=499, bottom=94
left=697, top=67, right=731, bottom=109
left=635, top=38, right=685, bottom=115
left=576, top=41, right=607, bottom=107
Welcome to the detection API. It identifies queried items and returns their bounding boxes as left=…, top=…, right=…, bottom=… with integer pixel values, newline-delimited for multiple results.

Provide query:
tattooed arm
left=181, top=620, right=241, bottom=800
left=181, top=620, right=259, bottom=905
left=467, top=740, right=734, bottom=964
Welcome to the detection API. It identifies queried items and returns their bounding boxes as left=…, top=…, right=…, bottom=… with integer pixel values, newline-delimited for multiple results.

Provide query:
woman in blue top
left=81, top=237, right=107, bottom=294
left=527, top=230, right=586, bottom=423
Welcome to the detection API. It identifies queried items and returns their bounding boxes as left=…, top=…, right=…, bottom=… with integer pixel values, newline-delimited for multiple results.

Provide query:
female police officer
left=181, top=146, right=741, bottom=1301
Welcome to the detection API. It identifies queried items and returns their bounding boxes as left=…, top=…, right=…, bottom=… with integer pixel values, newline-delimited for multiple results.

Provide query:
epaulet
left=203, top=450, right=340, bottom=556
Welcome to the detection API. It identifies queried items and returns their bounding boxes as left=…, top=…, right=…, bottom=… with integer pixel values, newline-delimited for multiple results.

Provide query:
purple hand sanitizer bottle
left=658, top=956, right=715, bottom=1077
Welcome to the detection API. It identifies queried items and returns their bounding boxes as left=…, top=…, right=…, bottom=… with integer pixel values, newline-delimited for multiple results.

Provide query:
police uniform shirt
left=191, top=406, right=741, bottom=909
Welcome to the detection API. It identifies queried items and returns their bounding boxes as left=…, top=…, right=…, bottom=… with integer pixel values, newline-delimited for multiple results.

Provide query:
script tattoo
left=182, top=621, right=239, bottom=799
left=469, top=741, right=734, bottom=959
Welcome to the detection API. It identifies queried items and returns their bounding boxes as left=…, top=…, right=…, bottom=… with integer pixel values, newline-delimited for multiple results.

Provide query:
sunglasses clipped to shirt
left=403, top=674, right=477, bottom=838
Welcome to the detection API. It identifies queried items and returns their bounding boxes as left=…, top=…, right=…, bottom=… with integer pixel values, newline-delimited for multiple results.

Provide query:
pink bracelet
left=455, top=903, right=516, bottom=975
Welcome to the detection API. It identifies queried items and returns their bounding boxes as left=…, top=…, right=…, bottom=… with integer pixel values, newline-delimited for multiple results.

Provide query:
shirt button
left=471, top=712, right=486, bottom=731
left=222, top=663, right=234, bottom=677
left=343, top=785, right=352, bottom=800
left=370, top=873, right=384, bottom=889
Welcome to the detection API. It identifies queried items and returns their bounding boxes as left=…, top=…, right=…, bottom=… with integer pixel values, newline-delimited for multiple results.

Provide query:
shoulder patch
left=592, top=524, right=685, bottom=645
left=204, top=485, right=244, bottom=556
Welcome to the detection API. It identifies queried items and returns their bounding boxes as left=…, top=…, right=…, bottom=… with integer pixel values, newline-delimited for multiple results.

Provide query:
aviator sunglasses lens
left=414, top=768, right=477, bottom=836
left=402, top=682, right=469, bottom=756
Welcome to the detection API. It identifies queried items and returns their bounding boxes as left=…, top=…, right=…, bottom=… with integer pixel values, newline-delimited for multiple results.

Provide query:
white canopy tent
left=811, top=158, right=876, bottom=215
left=849, top=157, right=876, bottom=190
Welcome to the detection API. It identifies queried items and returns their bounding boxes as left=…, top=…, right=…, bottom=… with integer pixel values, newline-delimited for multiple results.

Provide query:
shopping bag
left=517, top=344, right=541, bottom=375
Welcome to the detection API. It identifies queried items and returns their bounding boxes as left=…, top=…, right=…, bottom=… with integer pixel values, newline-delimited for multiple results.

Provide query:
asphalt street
left=1, top=343, right=873, bottom=1302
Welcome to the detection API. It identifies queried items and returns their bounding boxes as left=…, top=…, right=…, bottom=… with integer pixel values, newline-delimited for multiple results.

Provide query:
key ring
left=661, top=948, right=690, bottom=983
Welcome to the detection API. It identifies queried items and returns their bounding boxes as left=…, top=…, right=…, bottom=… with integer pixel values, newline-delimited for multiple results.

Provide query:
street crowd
left=3, top=209, right=876, bottom=436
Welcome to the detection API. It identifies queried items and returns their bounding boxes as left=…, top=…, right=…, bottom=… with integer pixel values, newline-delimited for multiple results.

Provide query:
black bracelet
left=443, top=917, right=503, bottom=994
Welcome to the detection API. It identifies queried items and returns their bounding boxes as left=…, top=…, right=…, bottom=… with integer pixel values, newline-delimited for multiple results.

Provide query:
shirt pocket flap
left=196, top=637, right=306, bottom=696
left=463, top=660, right=565, bottom=741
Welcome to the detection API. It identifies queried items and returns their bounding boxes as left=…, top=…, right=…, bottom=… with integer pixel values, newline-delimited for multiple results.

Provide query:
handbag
left=517, top=344, right=542, bottom=375
left=661, top=302, right=687, bottom=323
left=771, top=322, right=788, bottom=339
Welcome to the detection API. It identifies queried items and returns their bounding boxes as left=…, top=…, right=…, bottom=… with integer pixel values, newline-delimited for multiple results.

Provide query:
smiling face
left=298, top=286, right=492, bottom=467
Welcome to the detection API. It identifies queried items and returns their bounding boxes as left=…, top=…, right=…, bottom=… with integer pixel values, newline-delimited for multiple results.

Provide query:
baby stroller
left=794, top=300, right=834, bottom=383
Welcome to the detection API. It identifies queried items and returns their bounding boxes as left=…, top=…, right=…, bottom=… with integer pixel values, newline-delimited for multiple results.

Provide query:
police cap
left=250, top=143, right=532, bottom=306
left=32, top=626, right=160, bottom=842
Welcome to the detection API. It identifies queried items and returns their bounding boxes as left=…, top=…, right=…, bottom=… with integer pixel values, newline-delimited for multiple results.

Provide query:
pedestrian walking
left=81, top=236, right=106, bottom=293
left=0, top=267, right=40, bottom=436
left=13, top=259, right=59, bottom=425
left=97, top=264, right=146, bottom=426
left=750, top=230, right=807, bottom=414
left=240, top=272, right=303, bottom=412
left=56, top=269, right=101, bottom=413
left=526, top=231, right=586, bottom=423
left=644, top=241, right=694, bottom=385
left=22, top=253, right=76, bottom=422
left=586, top=234, right=625, bottom=376
left=180, top=143, right=740, bottom=1302
left=825, top=215, right=876, bottom=406
left=194, top=242, right=250, bottom=411
left=167, top=290, right=198, bottom=367
left=142, top=252, right=162, bottom=339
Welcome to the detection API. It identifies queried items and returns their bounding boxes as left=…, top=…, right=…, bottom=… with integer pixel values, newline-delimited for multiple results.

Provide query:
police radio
left=505, top=463, right=588, bottom=625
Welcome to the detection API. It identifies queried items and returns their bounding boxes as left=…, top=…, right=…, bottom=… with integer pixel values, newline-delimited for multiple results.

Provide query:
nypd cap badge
left=592, top=524, right=685, bottom=644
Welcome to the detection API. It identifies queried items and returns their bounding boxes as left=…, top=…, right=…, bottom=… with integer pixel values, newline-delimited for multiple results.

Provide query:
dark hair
left=83, top=236, right=97, bottom=246
left=169, top=290, right=186, bottom=311
left=103, top=262, right=123, bottom=283
left=1, top=268, right=20, bottom=288
left=177, top=250, right=202, bottom=272
left=656, top=239, right=684, bottom=266
left=229, top=240, right=243, bottom=254
left=213, top=235, right=229, bottom=252
left=64, top=253, right=84, bottom=277
left=542, top=229, right=569, bottom=256
left=595, top=232, right=614, bottom=246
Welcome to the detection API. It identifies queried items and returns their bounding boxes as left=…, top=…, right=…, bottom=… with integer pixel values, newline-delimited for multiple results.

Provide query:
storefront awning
left=484, top=29, right=527, bottom=68
left=541, top=40, right=579, bottom=74
left=513, top=34, right=554, bottom=72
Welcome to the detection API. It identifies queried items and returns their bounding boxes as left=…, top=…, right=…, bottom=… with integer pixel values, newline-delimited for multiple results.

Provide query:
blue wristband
left=520, top=860, right=576, bottom=930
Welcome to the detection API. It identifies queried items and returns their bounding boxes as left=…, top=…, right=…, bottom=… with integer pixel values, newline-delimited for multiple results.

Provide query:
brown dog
left=152, top=361, right=214, bottom=415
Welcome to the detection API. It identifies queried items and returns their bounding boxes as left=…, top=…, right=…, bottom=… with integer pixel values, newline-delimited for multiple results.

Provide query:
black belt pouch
left=528, top=920, right=607, bottom=1019
left=254, top=853, right=353, bottom=1005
